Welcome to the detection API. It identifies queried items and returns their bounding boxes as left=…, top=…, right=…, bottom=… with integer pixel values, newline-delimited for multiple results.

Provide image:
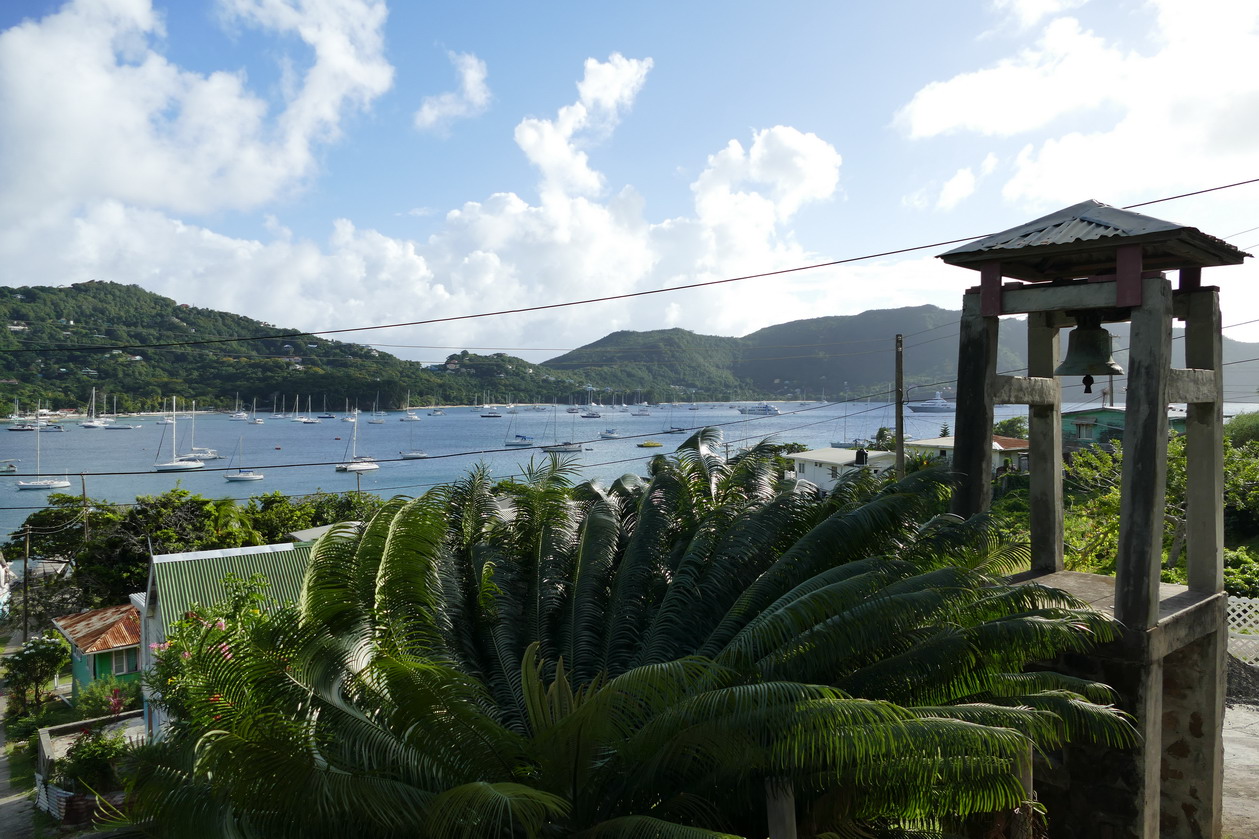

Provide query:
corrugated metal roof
left=940, top=199, right=1249, bottom=280
left=151, top=542, right=311, bottom=621
left=54, top=604, right=140, bottom=653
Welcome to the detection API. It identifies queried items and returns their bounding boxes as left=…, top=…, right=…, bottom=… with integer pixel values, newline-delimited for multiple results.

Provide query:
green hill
left=5, top=282, right=1256, bottom=412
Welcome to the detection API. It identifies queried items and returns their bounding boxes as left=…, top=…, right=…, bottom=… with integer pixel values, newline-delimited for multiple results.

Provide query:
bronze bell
left=1055, top=312, right=1123, bottom=393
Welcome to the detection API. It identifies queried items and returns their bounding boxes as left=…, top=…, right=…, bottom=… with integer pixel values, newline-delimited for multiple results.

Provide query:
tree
left=120, top=430, right=1134, bottom=838
left=3, top=634, right=70, bottom=714
left=1224, top=410, right=1259, bottom=446
left=994, top=416, right=1029, bottom=439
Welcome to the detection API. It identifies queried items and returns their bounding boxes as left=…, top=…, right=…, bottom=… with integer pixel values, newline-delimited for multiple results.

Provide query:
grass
left=5, top=735, right=36, bottom=790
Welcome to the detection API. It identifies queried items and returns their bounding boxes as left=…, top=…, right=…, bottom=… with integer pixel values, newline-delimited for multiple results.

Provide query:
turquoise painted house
left=1061, top=405, right=1188, bottom=451
left=52, top=603, right=142, bottom=701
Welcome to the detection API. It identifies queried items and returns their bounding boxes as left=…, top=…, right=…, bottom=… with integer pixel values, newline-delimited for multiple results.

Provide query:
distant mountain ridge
left=3, top=282, right=1257, bottom=409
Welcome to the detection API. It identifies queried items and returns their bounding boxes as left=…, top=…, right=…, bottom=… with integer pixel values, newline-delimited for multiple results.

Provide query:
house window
left=112, top=647, right=139, bottom=675
left=830, top=466, right=839, bottom=479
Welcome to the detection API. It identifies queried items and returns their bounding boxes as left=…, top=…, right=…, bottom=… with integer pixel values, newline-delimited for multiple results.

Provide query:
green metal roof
left=150, top=542, right=312, bottom=621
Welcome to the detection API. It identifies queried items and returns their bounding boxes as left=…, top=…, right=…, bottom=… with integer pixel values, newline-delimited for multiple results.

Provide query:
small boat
left=229, top=411, right=249, bottom=421
left=631, top=409, right=651, bottom=416
left=81, top=387, right=111, bottom=428
left=428, top=407, right=445, bottom=416
left=637, top=440, right=663, bottom=448
left=400, top=411, right=422, bottom=422
left=581, top=410, right=601, bottom=419
left=598, top=429, right=620, bottom=439
left=400, top=449, right=429, bottom=460
left=665, top=426, right=688, bottom=434
left=504, top=434, right=535, bottom=447
left=38, top=424, right=67, bottom=432
left=542, top=442, right=582, bottom=453
left=481, top=408, right=503, bottom=418
left=104, top=423, right=141, bottom=430
left=7, top=423, right=37, bottom=431
left=907, top=392, right=955, bottom=413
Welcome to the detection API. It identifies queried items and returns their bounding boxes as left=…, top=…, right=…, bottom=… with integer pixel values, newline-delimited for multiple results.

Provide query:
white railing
left=1227, top=595, right=1259, bottom=665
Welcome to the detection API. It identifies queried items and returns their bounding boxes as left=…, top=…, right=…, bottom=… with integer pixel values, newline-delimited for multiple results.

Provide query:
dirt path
left=1224, top=702, right=1259, bottom=838
left=0, top=691, right=34, bottom=839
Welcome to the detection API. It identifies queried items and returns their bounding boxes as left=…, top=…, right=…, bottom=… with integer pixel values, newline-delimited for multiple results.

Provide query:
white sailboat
left=541, top=407, right=581, bottom=453
left=154, top=398, right=204, bottom=471
left=336, top=414, right=379, bottom=471
left=224, top=436, right=264, bottom=482
left=400, top=391, right=422, bottom=422
left=80, top=387, right=110, bottom=428
left=16, top=418, right=70, bottom=489
left=177, top=401, right=222, bottom=460
left=503, top=416, right=534, bottom=447
left=400, top=422, right=428, bottom=459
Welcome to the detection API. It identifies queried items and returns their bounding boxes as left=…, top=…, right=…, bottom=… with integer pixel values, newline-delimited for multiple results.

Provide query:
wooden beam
left=991, top=374, right=1057, bottom=406
left=1179, top=265, right=1202, bottom=292
left=980, top=262, right=1003, bottom=317
left=1116, top=244, right=1144, bottom=307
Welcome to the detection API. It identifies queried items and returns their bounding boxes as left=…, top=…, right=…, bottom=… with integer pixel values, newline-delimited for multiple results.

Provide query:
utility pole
left=23, top=525, right=30, bottom=643
left=81, top=474, right=90, bottom=543
left=895, top=333, right=905, bottom=479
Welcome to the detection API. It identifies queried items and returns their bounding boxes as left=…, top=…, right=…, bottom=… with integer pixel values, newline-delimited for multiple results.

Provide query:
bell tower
left=939, top=200, right=1248, bottom=839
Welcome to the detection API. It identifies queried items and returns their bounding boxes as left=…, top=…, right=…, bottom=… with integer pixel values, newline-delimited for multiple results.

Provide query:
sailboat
left=249, top=398, right=264, bottom=424
left=336, top=414, right=379, bottom=471
left=154, top=397, right=204, bottom=471
left=399, top=391, right=422, bottom=422
left=16, top=417, right=70, bottom=489
left=400, top=422, right=428, bottom=459
left=177, top=401, right=222, bottom=460
left=224, top=436, right=264, bottom=482
left=229, top=393, right=248, bottom=421
left=299, top=395, right=321, bottom=423
left=80, top=387, right=110, bottom=428
left=368, top=393, right=387, bottom=424
left=541, top=407, right=581, bottom=453
left=317, top=396, right=336, bottom=420
left=503, top=416, right=534, bottom=447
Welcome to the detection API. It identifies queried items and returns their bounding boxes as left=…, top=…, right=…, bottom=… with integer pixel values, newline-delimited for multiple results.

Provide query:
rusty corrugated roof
left=940, top=200, right=1249, bottom=280
left=53, top=603, right=140, bottom=653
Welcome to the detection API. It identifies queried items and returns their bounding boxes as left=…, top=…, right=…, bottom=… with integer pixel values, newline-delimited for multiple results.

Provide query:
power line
left=9, top=175, right=1257, bottom=360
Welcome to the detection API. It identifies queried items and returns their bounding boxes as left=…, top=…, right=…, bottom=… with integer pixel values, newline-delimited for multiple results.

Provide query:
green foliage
left=119, top=433, right=1134, bottom=839
left=993, top=416, right=1029, bottom=439
left=3, top=700, right=77, bottom=741
left=76, top=676, right=142, bottom=720
left=1223, top=547, right=1259, bottom=598
left=2, top=634, right=70, bottom=714
left=53, top=727, right=127, bottom=793
left=1225, top=411, right=1259, bottom=447
left=1062, top=436, right=1259, bottom=572
left=2, top=487, right=387, bottom=614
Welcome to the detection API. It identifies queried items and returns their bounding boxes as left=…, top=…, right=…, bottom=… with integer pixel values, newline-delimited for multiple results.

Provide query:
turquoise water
left=1, top=400, right=1025, bottom=538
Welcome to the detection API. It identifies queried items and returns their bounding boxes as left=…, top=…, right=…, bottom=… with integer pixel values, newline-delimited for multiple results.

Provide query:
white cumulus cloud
left=0, top=0, right=393, bottom=223
left=414, top=51, right=491, bottom=133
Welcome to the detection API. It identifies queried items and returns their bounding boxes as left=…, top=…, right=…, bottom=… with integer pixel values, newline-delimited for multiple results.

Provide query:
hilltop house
left=52, top=603, right=142, bottom=701
left=904, top=435, right=1031, bottom=471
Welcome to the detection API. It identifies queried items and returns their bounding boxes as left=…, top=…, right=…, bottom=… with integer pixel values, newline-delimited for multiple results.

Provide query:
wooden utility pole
left=81, top=474, right=90, bottom=543
left=895, top=333, right=905, bottom=478
left=23, top=525, right=30, bottom=642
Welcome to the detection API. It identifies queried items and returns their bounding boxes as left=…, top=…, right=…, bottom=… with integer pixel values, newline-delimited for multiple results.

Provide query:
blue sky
left=2, top=0, right=1258, bottom=363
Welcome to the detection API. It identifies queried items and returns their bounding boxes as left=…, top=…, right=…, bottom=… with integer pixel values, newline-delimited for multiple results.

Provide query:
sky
left=2, top=0, right=1259, bottom=364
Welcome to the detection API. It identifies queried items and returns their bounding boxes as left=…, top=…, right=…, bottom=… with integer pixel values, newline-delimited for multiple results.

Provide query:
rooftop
left=53, top=603, right=140, bottom=653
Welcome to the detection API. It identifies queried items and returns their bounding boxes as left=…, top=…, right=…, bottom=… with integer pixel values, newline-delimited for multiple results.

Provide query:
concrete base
left=1011, top=571, right=1226, bottom=839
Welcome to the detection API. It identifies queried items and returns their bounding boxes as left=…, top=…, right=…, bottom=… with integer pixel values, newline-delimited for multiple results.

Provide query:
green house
left=137, top=541, right=314, bottom=738
left=1062, top=405, right=1189, bottom=451
left=52, top=603, right=142, bottom=701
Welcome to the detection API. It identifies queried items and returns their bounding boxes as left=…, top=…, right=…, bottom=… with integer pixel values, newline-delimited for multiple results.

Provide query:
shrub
left=76, top=676, right=142, bottom=720
left=1225, top=547, right=1259, bottom=598
left=1225, top=411, right=1259, bottom=447
left=52, top=728, right=126, bottom=793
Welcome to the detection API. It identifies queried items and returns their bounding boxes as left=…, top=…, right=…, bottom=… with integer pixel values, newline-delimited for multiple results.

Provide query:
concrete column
left=1160, top=625, right=1227, bottom=838
left=1027, top=310, right=1063, bottom=573
left=951, top=291, right=997, bottom=517
left=1115, top=277, right=1172, bottom=630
